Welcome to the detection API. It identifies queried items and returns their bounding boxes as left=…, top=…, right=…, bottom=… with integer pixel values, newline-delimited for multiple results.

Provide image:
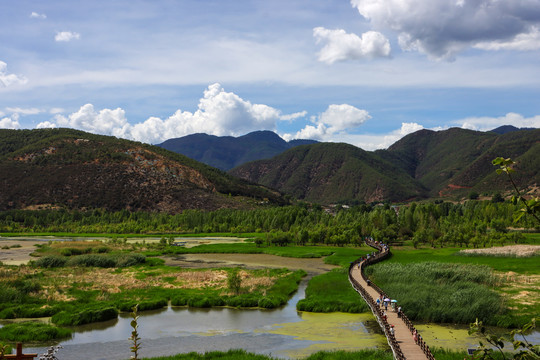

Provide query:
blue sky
left=1, top=0, right=540, bottom=150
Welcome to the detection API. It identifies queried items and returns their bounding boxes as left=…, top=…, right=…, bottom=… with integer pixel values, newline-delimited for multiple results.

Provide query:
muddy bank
left=162, top=253, right=338, bottom=275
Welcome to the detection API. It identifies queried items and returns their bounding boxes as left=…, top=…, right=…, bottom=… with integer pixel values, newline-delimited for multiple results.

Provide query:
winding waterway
left=22, top=280, right=388, bottom=360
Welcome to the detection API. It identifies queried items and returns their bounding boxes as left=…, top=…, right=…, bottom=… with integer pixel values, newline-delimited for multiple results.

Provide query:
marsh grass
left=0, top=322, right=72, bottom=342
left=297, top=267, right=368, bottom=313
left=365, top=262, right=506, bottom=325
left=33, top=253, right=146, bottom=268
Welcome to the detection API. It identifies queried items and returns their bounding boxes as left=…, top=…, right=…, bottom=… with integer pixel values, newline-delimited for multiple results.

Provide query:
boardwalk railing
left=348, top=238, right=435, bottom=360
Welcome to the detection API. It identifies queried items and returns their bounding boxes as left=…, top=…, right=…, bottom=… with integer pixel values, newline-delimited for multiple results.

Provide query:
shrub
left=117, top=298, right=168, bottom=312
left=226, top=296, right=259, bottom=308
left=33, top=256, right=67, bottom=268
left=67, top=254, right=116, bottom=268
left=111, top=253, right=146, bottom=267
left=51, top=306, right=118, bottom=326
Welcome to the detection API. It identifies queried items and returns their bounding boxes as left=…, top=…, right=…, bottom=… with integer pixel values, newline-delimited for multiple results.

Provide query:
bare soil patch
left=162, top=253, right=338, bottom=275
left=459, top=245, right=540, bottom=257
left=0, top=239, right=49, bottom=265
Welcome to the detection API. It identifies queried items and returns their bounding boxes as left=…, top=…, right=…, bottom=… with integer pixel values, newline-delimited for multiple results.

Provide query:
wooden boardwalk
left=348, top=240, right=435, bottom=360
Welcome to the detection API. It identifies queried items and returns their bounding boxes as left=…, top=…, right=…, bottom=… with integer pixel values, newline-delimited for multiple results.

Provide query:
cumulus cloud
left=0, top=61, right=28, bottom=88
left=38, top=83, right=300, bottom=144
left=36, top=121, right=57, bottom=129
left=457, top=113, right=540, bottom=131
left=0, top=114, right=21, bottom=129
left=285, top=104, right=371, bottom=141
left=53, top=104, right=130, bottom=137
left=128, top=83, right=283, bottom=143
left=30, top=12, right=46, bottom=19
left=313, top=27, right=391, bottom=63
left=55, top=31, right=81, bottom=42
left=350, top=0, right=540, bottom=60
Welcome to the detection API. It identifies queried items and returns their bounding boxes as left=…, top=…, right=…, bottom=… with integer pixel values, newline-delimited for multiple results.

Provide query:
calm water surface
left=22, top=281, right=386, bottom=360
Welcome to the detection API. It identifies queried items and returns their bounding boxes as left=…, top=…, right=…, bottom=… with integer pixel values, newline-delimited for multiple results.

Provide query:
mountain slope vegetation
left=230, top=142, right=427, bottom=204
left=0, top=128, right=285, bottom=212
left=231, top=128, right=539, bottom=204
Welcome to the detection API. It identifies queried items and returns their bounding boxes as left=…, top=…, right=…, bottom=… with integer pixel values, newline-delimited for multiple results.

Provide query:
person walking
left=389, top=325, right=395, bottom=337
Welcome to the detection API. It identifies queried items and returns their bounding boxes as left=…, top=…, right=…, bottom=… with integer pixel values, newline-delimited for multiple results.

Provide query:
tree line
left=0, top=199, right=536, bottom=248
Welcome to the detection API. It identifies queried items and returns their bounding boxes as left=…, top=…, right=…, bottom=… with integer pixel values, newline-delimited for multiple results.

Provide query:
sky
left=1, top=0, right=540, bottom=150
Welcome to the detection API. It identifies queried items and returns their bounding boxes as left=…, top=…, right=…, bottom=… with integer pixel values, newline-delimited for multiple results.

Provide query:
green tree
left=468, top=318, right=539, bottom=359
left=228, top=268, right=242, bottom=295
left=493, top=157, right=540, bottom=224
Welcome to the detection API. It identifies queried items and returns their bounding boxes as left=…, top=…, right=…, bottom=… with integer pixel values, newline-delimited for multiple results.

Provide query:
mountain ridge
left=231, top=127, right=539, bottom=204
left=0, top=128, right=286, bottom=212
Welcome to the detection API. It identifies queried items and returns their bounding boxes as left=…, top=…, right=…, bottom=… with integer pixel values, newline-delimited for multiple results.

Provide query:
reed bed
left=365, top=262, right=506, bottom=325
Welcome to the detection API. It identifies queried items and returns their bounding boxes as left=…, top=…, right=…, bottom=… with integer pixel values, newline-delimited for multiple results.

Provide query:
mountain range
left=0, top=126, right=538, bottom=211
left=230, top=127, right=539, bottom=204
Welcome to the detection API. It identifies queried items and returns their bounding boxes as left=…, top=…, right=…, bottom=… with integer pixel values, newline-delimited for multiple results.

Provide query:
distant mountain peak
left=157, top=131, right=317, bottom=171
left=490, top=125, right=536, bottom=134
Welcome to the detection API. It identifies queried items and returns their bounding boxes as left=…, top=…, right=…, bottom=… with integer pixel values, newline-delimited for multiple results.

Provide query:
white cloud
left=351, top=0, right=540, bottom=60
left=325, top=122, right=425, bottom=150
left=280, top=111, right=307, bottom=121
left=55, top=31, right=81, bottom=42
left=0, top=61, right=28, bottom=88
left=49, top=108, right=65, bottom=114
left=40, top=83, right=300, bottom=144
left=6, top=107, right=43, bottom=115
left=456, top=113, right=540, bottom=131
left=30, top=12, right=46, bottom=19
left=36, top=121, right=57, bottom=129
left=128, top=83, right=283, bottom=143
left=313, top=27, right=390, bottom=63
left=285, top=104, right=371, bottom=141
left=0, top=114, right=20, bottom=129
left=53, top=104, right=130, bottom=137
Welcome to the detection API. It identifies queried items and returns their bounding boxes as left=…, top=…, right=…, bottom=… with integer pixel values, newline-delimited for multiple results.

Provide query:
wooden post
left=4, top=343, right=38, bottom=360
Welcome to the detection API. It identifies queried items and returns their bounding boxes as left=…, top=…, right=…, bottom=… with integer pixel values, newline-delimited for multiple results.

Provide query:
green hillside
left=230, top=128, right=539, bottom=204
left=230, top=142, right=427, bottom=204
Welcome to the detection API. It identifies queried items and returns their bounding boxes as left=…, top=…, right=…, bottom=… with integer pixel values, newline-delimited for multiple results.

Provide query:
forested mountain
left=157, top=131, right=317, bottom=170
left=382, top=127, right=540, bottom=198
left=229, top=142, right=427, bottom=204
left=231, top=127, right=539, bottom=204
left=0, top=128, right=285, bottom=212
